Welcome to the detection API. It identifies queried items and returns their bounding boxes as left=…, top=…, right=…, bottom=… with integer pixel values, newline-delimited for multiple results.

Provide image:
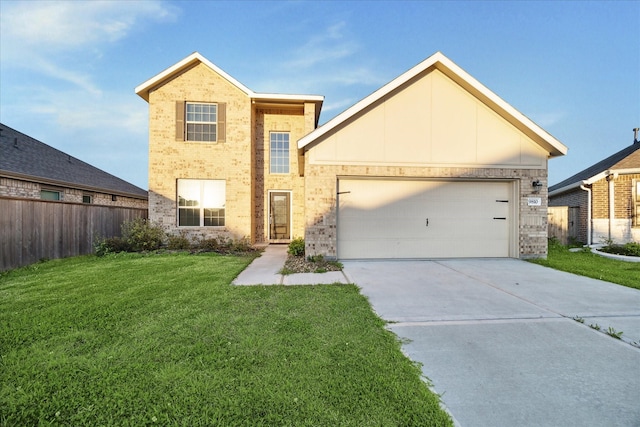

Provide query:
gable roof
left=135, top=52, right=324, bottom=122
left=298, top=51, right=568, bottom=158
left=549, top=142, right=640, bottom=195
left=0, top=123, right=148, bottom=199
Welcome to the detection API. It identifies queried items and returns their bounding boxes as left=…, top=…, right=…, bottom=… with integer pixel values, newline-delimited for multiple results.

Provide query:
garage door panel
left=337, top=179, right=512, bottom=259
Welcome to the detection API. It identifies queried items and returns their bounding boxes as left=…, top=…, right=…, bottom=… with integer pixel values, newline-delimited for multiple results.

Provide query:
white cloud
left=255, top=21, right=387, bottom=109
left=530, top=110, right=567, bottom=128
left=0, top=0, right=177, bottom=91
left=285, top=22, right=359, bottom=69
left=2, top=1, right=174, bottom=53
left=0, top=1, right=174, bottom=188
left=322, top=98, right=357, bottom=114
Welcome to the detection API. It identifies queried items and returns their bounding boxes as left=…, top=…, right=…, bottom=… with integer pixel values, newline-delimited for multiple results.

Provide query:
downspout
left=607, top=172, right=618, bottom=242
left=580, top=184, right=592, bottom=246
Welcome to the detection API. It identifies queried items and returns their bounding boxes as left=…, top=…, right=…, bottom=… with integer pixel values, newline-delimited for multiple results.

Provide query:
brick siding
left=0, top=176, right=146, bottom=209
left=550, top=173, right=640, bottom=244
left=147, top=63, right=315, bottom=244
left=304, top=164, right=549, bottom=259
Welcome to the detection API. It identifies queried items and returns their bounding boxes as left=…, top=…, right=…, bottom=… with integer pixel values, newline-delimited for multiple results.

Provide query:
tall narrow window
left=634, top=180, right=640, bottom=227
left=186, top=103, right=217, bottom=142
left=270, top=132, right=290, bottom=174
left=178, top=179, right=225, bottom=227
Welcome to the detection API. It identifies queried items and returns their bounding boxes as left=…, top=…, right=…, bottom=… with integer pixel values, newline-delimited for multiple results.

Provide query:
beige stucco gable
left=307, top=68, right=548, bottom=168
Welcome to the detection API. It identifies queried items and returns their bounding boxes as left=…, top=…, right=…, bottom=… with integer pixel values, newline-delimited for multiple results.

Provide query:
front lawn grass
left=530, top=242, right=640, bottom=290
left=0, top=253, right=451, bottom=426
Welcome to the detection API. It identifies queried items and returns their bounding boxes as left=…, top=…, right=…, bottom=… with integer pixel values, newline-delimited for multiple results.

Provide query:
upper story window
left=270, top=132, right=290, bottom=174
left=177, top=179, right=226, bottom=227
left=176, top=101, right=226, bottom=143
left=83, top=194, right=93, bottom=204
left=41, top=189, right=61, bottom=201
left=186, top=103, right=217, bottom=142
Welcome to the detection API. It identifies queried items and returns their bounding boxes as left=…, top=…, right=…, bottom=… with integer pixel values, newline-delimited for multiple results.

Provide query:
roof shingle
left=0, top=123, right=147, bottom=199
left=549, top=142, right=640, bottom=192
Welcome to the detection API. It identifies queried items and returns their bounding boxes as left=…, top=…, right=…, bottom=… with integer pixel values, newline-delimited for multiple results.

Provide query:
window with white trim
left=177, top=179, right=225, bottom=227
left=186, top=103, right=217, bottom=142
left=270, top=132, right=290, bottom=174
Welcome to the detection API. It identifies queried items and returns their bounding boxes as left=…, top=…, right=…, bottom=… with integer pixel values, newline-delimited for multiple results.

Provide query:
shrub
left=625, top=242, right=640, bottom=256
left=198, top=237, right=223, bottom=252
left=307, top=254, right=324, bottom=263
left=121, top=218, right=165, bottom=252
left=288, top=237, right=305, bottom=257
left=94, top=236, right=130, bottom=257
left=167, top=233, right=192, bottom=250
left=601, top=242, right=640, bottom=257
left=228, top=236, right=253, bottom=253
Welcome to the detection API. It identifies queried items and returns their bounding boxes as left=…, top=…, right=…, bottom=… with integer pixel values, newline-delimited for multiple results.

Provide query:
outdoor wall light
left=532, top=180, right=543, bottom=192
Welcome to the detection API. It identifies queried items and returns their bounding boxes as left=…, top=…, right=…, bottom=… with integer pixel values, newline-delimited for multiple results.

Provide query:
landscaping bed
left=598, top=242, right=640, bottom=257
left=281, top=254, right=343, bottom=274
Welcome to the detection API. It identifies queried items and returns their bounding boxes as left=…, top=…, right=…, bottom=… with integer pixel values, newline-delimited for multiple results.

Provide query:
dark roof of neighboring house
left=0, top=123, right=147, bottom=199
left=549, top=142, right=640, bottom=193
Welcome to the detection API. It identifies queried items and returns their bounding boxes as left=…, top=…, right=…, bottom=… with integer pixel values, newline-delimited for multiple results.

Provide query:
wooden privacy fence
left=548, top=206, right=569, bottom=244
left=548, top=206, right=580, bottom=245
left=1, top=197, right=147, bottom=271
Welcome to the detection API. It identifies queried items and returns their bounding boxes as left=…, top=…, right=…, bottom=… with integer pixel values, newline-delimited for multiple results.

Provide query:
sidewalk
left=232, top=245, right=351, bottom=286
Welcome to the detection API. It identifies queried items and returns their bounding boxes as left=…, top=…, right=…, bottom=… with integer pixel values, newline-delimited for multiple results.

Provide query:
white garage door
left=337, top=179, right=513, bottom=259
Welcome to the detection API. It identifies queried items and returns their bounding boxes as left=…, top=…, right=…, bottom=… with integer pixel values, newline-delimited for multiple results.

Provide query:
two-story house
left=136, top=52, right=567, bottom=259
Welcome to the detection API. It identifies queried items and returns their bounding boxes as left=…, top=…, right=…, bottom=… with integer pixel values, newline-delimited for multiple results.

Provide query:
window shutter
left=175, top=101, right=185, bottom=140
left=217, top=103, right=226, bottom=143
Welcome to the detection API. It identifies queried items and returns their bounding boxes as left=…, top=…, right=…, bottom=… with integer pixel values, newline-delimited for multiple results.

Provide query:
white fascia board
left=298, top=51, right=568, bottom=158
left=252, top=93, right=324, bottom=102
left=135, top=52, right=254, bottom=101
left=549, top=168, right=640, bottom=197
left=607, top=167, right=640, bottom=176
left=549, top=181, right=587, bottom=197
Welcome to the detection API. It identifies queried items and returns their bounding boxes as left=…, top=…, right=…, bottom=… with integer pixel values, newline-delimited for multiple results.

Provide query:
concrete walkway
left=345, top=259, right=640, bottom=427
left=232, top=245, right=351, bottom=285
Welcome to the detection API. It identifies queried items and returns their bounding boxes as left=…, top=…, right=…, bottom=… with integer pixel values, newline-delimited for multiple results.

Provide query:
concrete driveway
left=343, top=259, right=640, bottom=427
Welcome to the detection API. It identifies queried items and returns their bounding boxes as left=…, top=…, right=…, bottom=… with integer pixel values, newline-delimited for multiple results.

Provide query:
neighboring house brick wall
left=548, top=188, right=589, bottom=244
left=147, top=62, right=253, bottom=241
left=591, top=174, right=640, bottom=243
left=613, top=149, right=640, bottom=169
left=0, top=176, right=146, bottom=208
left=0, top=177, right=40, bottom=199
left=304, top=165, right=548, bottom=259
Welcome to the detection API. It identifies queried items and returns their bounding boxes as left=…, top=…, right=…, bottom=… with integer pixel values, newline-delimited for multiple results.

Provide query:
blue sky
left=1, top=1, right=638, bottom=190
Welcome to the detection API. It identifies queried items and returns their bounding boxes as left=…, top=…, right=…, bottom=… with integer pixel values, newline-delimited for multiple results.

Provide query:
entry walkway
left=232, top=245, right=351, bottom=285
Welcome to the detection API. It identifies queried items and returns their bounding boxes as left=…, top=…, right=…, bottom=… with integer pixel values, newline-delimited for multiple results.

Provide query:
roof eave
left=549, top=167, right=640, bottom=196
left=135, top=52, right=255, bottom=102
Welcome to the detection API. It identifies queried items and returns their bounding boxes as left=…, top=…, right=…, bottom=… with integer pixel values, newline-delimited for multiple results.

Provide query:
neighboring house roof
left=135, top=52, right=324, bottom=124
left=0, top=123, right=148, bottom=199
left=549, top=142, right=640, bottom=196
left=298, top=51, right=568, bottom=158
